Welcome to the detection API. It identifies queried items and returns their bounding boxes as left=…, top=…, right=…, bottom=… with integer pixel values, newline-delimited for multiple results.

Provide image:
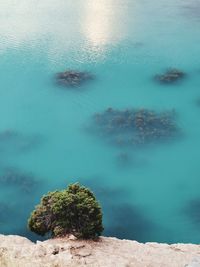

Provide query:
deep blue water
left=0, top=0, right=200, bottom=243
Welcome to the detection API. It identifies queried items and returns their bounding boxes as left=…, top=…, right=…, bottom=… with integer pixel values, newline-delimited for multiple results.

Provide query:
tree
left=28, top=183, right=103, bottom=239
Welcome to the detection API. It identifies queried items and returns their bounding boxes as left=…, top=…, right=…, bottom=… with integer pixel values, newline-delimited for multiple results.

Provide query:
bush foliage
left=28, top=183, right=103, bottom=239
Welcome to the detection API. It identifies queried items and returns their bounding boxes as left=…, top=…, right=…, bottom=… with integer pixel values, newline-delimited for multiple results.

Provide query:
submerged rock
left=56, top=70, right=94, bottom=87
left=195, top=98, right=200, bottom=107
left=0, top=130, right=18, bottom=140
left=116, top=152, right=132, bottom=167
left=185, top=199, right=200, bottom=226
left=0, top=203, right=12, bottom=223
left=104, top=203, right=154, bottom=242
left=92, top=108, right=179, bottom=147
left=0, top=130, right=43, bottom=153
left=155, top=68, right=186, bottom=84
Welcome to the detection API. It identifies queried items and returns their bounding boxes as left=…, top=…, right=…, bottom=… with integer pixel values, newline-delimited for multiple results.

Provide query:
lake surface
left=0, top=0, right=200, bottom=243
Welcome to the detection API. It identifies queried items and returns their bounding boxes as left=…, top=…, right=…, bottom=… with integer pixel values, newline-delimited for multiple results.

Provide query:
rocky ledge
left=0, top=235, right=200, bottom=267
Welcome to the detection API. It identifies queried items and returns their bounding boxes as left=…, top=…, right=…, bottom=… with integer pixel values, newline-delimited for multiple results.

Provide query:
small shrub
left=28, top=183, right=103, bottom=239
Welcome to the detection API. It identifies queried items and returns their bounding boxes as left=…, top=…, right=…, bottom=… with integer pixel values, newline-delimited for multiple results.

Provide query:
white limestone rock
left=0, top=235, right=200, bottom=267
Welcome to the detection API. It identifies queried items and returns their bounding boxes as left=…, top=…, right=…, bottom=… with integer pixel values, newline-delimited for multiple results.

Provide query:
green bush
left=28, top=183, right=103, bottom=239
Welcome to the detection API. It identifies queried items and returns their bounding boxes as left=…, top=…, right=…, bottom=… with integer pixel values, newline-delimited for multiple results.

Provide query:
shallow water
left=0, top=0, right=200, bottom=243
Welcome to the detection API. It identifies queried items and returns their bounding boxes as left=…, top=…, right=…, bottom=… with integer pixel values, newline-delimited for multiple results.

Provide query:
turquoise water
left=0, top=0, right=200, bottom=243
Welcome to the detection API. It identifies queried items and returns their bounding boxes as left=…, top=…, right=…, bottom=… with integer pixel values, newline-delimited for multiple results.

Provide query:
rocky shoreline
left=0, top=235, right=200, bottom=267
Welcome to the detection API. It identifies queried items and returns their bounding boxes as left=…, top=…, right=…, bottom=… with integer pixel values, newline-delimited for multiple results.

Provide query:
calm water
left=0, top=0, right=200, bottom=243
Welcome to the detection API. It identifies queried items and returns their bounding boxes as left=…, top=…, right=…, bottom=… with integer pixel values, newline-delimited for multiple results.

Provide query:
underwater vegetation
left=0, top=130, right=43, bottom=153
left=56, top=70, right=94, bottom=87
left=0, top=168, right=39, bottom=193
left=154, top=69, right=186, bottom=84
left=91, top=107, right=179, bottom=146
